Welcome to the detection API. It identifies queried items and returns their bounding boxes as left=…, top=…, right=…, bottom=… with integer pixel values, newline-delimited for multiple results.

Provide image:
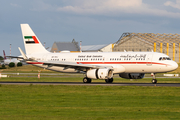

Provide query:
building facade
left=113, top=32, right=180, bottom=62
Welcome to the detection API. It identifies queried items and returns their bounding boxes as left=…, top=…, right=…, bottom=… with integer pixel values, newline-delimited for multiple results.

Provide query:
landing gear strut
left=151, top=73, right=157, bottom=84
left=83, top=77, right=92, bottom=83
left=105, top=78, right=113, bottom=83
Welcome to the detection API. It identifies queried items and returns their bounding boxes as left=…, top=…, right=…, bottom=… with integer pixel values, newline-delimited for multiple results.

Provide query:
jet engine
left=119, top=73, right=145, bottom=79
left=87, top=69, right=113, bottom=79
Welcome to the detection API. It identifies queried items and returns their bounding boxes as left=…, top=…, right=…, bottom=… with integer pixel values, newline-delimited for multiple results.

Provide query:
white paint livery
left=19, top=24, right=178, bottom=83
left=3, top=50, right=21, bottom=65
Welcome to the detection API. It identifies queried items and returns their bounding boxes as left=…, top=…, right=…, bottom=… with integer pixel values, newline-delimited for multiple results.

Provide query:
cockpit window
left=159, top=57, right=171, bottom=61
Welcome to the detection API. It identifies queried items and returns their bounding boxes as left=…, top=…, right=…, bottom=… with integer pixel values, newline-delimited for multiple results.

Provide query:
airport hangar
left=50, top=33, right=180, bottom=63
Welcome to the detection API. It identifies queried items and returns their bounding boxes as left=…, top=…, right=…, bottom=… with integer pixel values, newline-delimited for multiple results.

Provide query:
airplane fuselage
left=27, top=51, right=178, bottom=74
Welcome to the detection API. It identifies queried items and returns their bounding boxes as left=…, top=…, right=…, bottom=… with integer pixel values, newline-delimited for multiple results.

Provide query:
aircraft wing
left=27, top=61, right=113, bottom=71
left=5, top=56, right=24, bottom=59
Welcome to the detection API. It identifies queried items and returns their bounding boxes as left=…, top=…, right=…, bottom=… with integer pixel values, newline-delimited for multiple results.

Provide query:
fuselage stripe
left=27, top=62, right=44, bottom=64
left=77, top=62, right=168, bottom=65
left=27, top=62, right=169, bottom=66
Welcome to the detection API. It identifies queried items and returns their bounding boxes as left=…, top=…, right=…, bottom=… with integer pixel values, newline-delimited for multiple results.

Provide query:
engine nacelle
left=119, top=73, right=145, bottom=79
left=87, top=69, right=113, bottom=79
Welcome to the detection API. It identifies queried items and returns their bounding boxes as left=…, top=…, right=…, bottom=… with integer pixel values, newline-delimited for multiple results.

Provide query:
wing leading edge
left=27, top=60, right=114, bottom=71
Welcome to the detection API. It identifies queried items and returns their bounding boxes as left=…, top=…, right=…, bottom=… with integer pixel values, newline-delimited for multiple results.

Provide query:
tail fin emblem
left=24, top=36, right=39, bottom=44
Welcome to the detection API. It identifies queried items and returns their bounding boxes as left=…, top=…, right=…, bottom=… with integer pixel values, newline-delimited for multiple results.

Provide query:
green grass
left=0, top=65, right=180, bottom=119
left=0, top=85, right=180, bottom=120
left=0, top=65, right=53, bottom=73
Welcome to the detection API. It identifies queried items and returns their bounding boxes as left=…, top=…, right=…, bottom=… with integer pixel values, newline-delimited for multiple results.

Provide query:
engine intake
left=87, top=69, right=113, bottom=79
left=119, top=73, right=145, bottom=79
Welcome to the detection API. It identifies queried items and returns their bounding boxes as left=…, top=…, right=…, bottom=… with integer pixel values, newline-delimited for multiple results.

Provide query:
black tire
left=87, top=78, right=92, bottom=83
left=105, top=78, right=113, bottom=83
left=83, top=77, right=88, bottom=83
left=110, top=78, right=113, bottom=83
left=152, top=79, right=157, bottom=84
left=83, top=77, right=91, bottom=83
left=105, top=79, right=109, bottom=83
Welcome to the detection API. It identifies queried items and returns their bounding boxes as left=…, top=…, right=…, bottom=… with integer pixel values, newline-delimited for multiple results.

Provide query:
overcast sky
left=1, top=0, right=180, bottom=56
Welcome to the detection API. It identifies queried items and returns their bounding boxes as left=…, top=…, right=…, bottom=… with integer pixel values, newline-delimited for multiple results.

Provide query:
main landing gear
left=83, top=77, right=114, bottom=83
left=151, top=73, right=157, bottom=84
left=83, top=77, right=92, bottom=83
left=105, top=78, right=113, bottom=83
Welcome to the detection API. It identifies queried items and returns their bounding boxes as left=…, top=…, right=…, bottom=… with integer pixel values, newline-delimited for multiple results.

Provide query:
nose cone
left=171, top=61, right=178, bottom=71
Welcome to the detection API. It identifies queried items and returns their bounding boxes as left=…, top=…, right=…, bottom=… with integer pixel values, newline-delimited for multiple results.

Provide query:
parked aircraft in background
left=2, top=50, right=21, bottom=65
left=18, top=24, right=178, bottom=84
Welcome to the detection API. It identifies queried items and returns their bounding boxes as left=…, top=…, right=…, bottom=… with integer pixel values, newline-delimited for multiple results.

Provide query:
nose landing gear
left=151, top=73, right=157, bottom=84
left=152, top=79, right=157, bottom=84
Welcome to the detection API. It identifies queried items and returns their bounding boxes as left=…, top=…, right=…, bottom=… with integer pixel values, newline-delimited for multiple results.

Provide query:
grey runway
left=0, top=82, right=180, bottom=87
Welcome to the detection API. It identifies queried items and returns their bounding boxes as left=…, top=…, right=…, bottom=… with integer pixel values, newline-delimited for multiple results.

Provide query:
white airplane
left=3, top=50, right=21, bottom=65
left=18, top=24, right=178, bottom=84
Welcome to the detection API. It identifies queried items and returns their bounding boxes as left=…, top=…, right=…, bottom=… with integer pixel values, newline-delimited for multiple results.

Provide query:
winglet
left=18, top=47, right=28, bottom=60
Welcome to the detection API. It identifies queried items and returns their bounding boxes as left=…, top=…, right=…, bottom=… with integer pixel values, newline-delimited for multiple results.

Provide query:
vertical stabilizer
left=20, top=24, right=49, bottom=55
left=3, top=50, right=6, bottom=59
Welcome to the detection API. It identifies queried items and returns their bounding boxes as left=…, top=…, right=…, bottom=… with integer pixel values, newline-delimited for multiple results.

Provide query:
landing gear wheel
left=105, top=78, right=113, bottom=83
left=83, top=77, right=91, bottom=83
left=87, top=78, right=92, bottom=83
left=152, top=79, right=157, bottom=84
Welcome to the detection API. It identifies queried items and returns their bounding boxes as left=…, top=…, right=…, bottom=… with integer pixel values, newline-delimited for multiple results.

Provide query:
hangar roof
left=114, top=32, right=180, bottom=47
left=50, top=39, right=79, bottom=52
